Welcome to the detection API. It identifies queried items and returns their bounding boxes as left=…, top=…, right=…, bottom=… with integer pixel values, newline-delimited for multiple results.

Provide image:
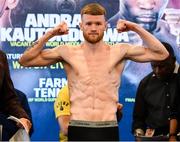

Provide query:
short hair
left=80, top=3, right=106, bottom=17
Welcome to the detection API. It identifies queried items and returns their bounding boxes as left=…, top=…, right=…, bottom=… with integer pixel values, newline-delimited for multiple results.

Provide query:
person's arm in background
left=132, top=78, right=148, bottom=137
left=14, top=89, right=32, bottom=121
left=15, top=89, right=33, bottom=135
left=54, top=85, right=70, bottom=141
left=169, top=119, right=178, bottom=141
left=0, top=51, right=31, bottom=133
left=57, top=116, right=70, bottom=141
left=168, top=75, right=180, bottom=141
left=116, top=103, right=123, bottom=122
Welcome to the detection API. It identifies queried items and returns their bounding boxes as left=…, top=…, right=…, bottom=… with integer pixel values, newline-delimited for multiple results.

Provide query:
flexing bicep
left=125, top=44, right=164, bottom=62
left=19, top=47, right=63, bottom=67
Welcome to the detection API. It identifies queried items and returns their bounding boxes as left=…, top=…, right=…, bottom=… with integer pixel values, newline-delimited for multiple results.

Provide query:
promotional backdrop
left=0, top=0, right=180, bottom=140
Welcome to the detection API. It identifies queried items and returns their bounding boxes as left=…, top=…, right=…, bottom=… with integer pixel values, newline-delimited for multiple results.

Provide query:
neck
left=155, top=73, right=173, bottom=82
left=82, top=40, right=107, bottom=54
left=84, top=40, right=104, bottom=50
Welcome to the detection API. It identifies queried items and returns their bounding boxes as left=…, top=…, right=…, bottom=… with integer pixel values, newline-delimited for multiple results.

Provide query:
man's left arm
left=116, top=20, right=169, bottom=62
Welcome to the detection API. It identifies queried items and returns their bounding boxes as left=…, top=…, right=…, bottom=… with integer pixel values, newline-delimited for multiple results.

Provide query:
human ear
left=79, top=22, right=83, bottom=30
left=105, top=22, right=108, bottom=31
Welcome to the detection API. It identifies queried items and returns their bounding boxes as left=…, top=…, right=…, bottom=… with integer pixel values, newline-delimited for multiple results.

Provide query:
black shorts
left=68, top=120, right=119, bottom=141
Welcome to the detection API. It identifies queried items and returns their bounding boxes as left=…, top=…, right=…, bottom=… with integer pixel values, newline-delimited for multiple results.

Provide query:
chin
left=139, top=23, right=156, bottom=32
left=86, top=37, right=103, bottom=44
left=88, top=40, right=100, bottom=44
left=135, top=19, right=157, bottom=31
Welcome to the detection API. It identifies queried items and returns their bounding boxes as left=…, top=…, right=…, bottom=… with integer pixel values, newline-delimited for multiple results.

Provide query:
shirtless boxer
left=19, top=3, right=168, bottom=141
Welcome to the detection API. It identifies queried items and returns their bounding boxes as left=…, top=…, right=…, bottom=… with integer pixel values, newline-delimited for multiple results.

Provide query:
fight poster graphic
left=0, top=0, right=179, bottom=140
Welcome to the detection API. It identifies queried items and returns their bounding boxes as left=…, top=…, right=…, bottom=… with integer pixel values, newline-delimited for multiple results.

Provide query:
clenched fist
left=51, top=21, right=69, bottom=36
left=116, top=20, right=137, bottom=33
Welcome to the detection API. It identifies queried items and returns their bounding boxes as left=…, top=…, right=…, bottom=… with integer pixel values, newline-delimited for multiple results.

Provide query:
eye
left=96, top=22, right=101, bottom=26
left=86, top=22, right=92, bottom=26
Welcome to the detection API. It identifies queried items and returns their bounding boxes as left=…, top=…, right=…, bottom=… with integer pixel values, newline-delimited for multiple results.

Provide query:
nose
left=137, top=0, right=155, bottom=10
left=91, top=24, right=97, bottom=31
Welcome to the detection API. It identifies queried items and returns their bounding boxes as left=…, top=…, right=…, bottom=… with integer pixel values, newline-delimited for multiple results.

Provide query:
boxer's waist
left=69, top=120, right=118, bottom=128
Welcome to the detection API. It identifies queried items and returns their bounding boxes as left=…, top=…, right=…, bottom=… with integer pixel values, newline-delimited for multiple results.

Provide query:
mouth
left=136, top=15, right=156, bottom=22
left=88, top=33, right=99, bottom=36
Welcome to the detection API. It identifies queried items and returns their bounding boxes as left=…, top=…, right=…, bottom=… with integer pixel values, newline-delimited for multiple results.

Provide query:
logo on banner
left=28, top=77, right=67, bottom=102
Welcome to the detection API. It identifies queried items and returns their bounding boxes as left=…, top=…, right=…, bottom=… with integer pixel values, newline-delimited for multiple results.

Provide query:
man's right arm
left=19, top=22, right=69, bottom=67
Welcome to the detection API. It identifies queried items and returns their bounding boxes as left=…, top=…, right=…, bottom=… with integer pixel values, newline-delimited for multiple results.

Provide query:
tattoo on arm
left=26, top=41, right=39, bottom=51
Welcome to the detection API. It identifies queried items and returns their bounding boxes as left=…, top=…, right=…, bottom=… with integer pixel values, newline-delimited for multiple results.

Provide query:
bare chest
left=69, top=50, right=116, bottom=76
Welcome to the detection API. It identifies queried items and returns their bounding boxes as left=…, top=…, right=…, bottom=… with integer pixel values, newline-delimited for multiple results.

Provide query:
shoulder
left=52, top=45, right=72, bottom=57
left=140, top=73, right=153, bottom=85
left=111, top=43, right=130, bottom=50
left=15, top=89, right=26, bottom=98
left=113, top=42, right=130, bottom=47
left=112, top=43, right=132, bottom=51
left=111, top=43, right=131, bottom=56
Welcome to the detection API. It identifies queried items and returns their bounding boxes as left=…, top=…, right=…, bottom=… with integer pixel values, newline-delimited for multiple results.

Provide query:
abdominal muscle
left=69, top=71, right=120, bottom=122
left=70, top=101, right=118, bottom=121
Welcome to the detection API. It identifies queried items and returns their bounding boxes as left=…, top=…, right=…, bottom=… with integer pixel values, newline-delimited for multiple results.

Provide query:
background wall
left=0, top=0, right=179, bottom=140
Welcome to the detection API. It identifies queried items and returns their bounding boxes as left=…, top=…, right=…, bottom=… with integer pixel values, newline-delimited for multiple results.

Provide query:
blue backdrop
left=0, top=0, right=180, bottom=140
